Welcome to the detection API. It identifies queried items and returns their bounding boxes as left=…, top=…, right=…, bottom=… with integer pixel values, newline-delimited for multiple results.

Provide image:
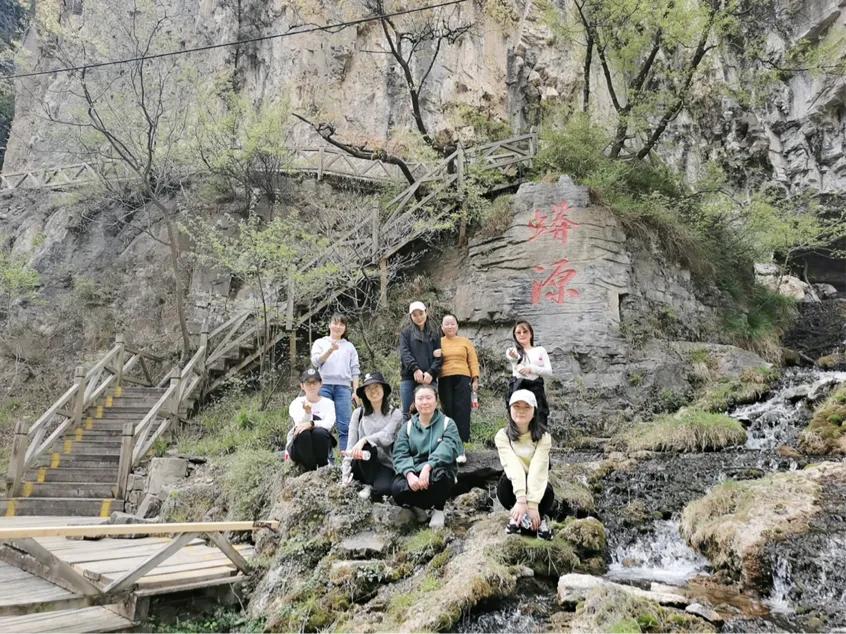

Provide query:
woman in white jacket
left=505, top=320, right=551, bottom=425
left=286, top=368, right=336, bottom=471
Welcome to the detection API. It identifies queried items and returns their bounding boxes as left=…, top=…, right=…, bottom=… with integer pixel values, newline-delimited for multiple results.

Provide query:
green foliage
left=0, top=246, right=39, bottom=314
left=694, top=367, right=778, bottom=413
left=475, top=194, right=515, bottom=238
left=448, top=102, right=512, bottom=142
left=176, top=390, right=292, bottom=456
left=478, top=0, right=521, bottom=27
left=148, top=608, right=264, bottom=633
left=624, top=409, right=746, bottom=452
left=401, top=528, right=447, bottom=565
left=222, top=448, right=285, bottom=520
left=467, top=386, right=507, bottom=450
left=721, top=286, right=797, bottom=361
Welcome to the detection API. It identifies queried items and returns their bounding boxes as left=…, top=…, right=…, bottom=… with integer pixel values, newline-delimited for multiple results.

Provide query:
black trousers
left=440, top=374, right=472, bottom=442
left=391, top=469, right=454, bottom=510
left=351, top=443, right=395, bottom=500
left=289, top=427, right=334, bottom=471
left=497, top=473, right=555, bottom=517
left=506, top=376, right=549, bottom=426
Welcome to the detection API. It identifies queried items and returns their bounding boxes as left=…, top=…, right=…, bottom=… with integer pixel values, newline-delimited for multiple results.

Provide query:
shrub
left=799, top=385, right=846, bottom=454
left=624, top=409, right=746, bottom=452
left=222, top=448, right=285, bottom=520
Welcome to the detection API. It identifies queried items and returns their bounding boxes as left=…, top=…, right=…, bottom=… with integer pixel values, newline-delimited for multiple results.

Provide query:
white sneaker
left=358, top=485, right=372, bottom=500
left=429, top=509, right=446, bottom=528
left=456, top=453, right=467, bottom=464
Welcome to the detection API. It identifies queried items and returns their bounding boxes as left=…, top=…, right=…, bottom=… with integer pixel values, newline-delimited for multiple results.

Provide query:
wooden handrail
left=84, top=344, right=120, bottom=382
left=133, top=381, right=178, bottom=438
left=0, top=520, right=280, bottom=540
left=25, top=384, right=78, bottom=436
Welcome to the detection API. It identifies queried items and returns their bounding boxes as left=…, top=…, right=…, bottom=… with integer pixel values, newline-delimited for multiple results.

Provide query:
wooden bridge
left=0, top=518, right=274, bottom=632
left=0, top=145, right=433, bottom=192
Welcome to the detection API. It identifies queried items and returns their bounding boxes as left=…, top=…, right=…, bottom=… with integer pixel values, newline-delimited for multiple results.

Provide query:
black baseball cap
left=300, top=368, right=322, bottom=383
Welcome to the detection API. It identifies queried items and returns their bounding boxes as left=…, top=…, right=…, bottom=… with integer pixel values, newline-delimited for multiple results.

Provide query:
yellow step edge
left=95, top=405, right=104, bottom=419
left=105, top=395, right=113, bottom=408
left=85, top=417, right=94, bottom=430
left=99, top=499, right=112, bottom=518
left=36, top=468, right=47, bottom=483
left=4, top=500, right=15, bottom=517
left=114, top=385, right=123, bottom=398
left=22, top=482, right=33, bottom=497
left=63, top=439, right=73, bottom=454
left=50, top=453, right=61, bottom=469
left=75, top=427, right=84, bottom=441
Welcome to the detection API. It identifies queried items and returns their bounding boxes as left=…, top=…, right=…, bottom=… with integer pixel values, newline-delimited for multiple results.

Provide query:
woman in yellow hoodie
left=494, top=389, right=554, bottom=540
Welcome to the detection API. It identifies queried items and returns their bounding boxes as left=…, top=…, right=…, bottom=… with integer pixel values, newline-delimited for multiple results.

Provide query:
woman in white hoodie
left=286, top=368, right=336, bottom=471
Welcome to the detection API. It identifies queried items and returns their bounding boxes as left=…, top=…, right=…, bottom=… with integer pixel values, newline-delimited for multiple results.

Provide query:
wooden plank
left=132, top=565, right=239, bottom=589
left=0, top=520, right=278, bottom=539
left=0, top=604, right=132, bottom=633
left=103, top=532, right=196, bottom=593
left=206, top=532, right=251, bottom=573
left=134, top=573, right=247, bottom=597
left=0, top=539, right=102, bottom=596
left=77, top=545, right=238, bottom=575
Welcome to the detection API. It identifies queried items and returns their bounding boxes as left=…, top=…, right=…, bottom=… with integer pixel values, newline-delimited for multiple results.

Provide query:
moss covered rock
left=680, top=462, right=846, bottom=589
left=799, top=385, right=846, bottom=454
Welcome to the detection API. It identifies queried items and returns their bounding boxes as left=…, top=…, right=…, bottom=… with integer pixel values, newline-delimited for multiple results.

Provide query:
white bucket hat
left=509, top=389, right=538, bottom=408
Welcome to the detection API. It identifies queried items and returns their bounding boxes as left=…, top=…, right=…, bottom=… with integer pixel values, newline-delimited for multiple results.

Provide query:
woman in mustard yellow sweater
left=495, top=389, right=554, bottom=540
left=439, top=314, right=479, bottom=447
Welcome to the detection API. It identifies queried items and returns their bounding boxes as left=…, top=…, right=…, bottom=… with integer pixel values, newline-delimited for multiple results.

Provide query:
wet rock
left=813, top=283, right=838, bottom=299
left=686, top=602, right=724, bottom=626
left=455, top=449, right=502, bottom=494
left=338, top=530, right=390, bottom=559
left=451, top=487, right=492, bottom=516
left=558, top=574, right=688, bottom=608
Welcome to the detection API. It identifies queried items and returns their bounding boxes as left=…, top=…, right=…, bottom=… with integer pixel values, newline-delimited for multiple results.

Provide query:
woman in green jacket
left=391, top=384, right=463, bottom=528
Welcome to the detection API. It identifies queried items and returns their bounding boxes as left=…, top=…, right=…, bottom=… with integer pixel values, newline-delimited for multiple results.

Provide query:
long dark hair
left=512, top=320, right=535, bottom=364
left=360, top=386, right=391, bottom=417
left=403, top=310, right=439, bottom=340
left=505, top=401, right=546, bottom=442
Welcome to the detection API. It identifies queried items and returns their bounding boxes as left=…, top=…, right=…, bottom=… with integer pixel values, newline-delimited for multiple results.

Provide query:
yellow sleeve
left=467, top=339, right=480, bottom=379
left=495, top=428, right=527, bottom=498
left=526, top=433, right=552, bottom=508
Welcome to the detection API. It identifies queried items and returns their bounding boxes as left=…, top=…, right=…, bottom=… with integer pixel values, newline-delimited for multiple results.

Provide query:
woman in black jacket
left=399, top=301, right=442, bottom=421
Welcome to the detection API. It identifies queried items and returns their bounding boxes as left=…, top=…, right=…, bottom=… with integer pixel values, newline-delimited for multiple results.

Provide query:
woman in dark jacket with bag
left=399, top=301, right=442, bottom=421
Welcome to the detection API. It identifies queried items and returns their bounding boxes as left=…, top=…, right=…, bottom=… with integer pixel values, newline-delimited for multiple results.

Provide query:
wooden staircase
left=1, top=388, right=166, bottom=517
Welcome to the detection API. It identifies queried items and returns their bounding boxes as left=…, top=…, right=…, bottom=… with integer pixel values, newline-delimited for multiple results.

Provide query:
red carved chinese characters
left=528, top=201, right=581, bottom=305
left=531, top=259, right=581, bottom=305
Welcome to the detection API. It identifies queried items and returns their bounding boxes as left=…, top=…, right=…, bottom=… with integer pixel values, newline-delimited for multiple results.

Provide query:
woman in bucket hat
left=495, top=389, right=554, bottom=540
left=342, top=371, right=403, bottom=501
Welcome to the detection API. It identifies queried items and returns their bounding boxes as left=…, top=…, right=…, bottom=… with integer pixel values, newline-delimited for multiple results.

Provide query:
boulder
left=370, top=502, right=417, bottom=529
left=146, top=457, right=189, bottom=496
left=686, top=602, right=724, bottom=626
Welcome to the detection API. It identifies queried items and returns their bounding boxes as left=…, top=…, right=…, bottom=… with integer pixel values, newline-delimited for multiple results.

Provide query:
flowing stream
left=462, top=367, right=846, bottom=632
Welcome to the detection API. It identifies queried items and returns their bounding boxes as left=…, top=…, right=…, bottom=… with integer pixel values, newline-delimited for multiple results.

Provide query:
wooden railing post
left=71, top=365, right=87, bottom=429
left=456, top=144, right=467, bottom=247
left=6, top=421, right=29, bottom=497
left=379, top=257, right=388, bottom=308
left=286, top=270, right=296, bottom=377
left=115, top=422, right=134, bottom=500
left=371, top=206, right=380, bottom=263
left=317, top=147, right=324, bottom=181
left=114, top=334, right=126, bottom=394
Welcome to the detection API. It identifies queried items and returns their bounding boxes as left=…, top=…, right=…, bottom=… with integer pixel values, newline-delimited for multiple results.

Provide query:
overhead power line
left=0, top=0, right=469, bottom=81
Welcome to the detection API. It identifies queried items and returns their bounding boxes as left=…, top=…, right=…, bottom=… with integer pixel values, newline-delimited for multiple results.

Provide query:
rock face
left=439, top=176, right=767, bottom=436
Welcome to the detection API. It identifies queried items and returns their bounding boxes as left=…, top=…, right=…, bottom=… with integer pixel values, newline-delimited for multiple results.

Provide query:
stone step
left=23, top=482, right=116, bottom=498
left=60, top=428, right=125, bottom=439
left=0, top=497, right=123, bottom=517
left=86, top=413, right=160, bottom=423
left=24, top=466, right=119, bottom=482
left=119, top=387, right=167, bottom=394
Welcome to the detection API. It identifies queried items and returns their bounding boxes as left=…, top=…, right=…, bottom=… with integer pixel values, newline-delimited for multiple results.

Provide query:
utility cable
left=0, top=0, right=469, bottom=81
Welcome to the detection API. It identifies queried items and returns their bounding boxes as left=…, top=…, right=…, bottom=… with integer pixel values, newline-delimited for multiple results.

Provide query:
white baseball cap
left=509, top=389, right=538, bottom=408
left=408, top=301, right=427, bottom=314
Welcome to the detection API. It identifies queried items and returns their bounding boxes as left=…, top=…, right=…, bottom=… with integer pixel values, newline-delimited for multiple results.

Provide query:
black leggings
left=351, top=444, right=395, bottom=500
left=497, top=473, right=555, bottom=517
left=289, top=427, right=334, bottom=471
left=439, top=375, right=472, bottom=442
left=506, top=376, right=549, bottom=426
left=391, top=470, right=454, bottom=510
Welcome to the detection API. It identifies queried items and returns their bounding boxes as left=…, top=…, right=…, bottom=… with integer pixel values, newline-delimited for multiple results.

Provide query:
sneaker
left=429, top=509, right=446, bottom=529
left=505, top=520, right=521, bottom=535
left=536, top=517, right=553, bottom=541
left=411, top=506, right=429, bottom=523
left=456, top=453, right=467, bottom=464
left=358, top=485, right=372, bottom=500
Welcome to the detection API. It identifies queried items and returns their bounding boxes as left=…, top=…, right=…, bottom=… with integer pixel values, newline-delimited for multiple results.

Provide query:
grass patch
left=799, top=385, right=846, bottom=454
left=624, top=409, right=746, bottom=452
left=467, top=386, right=507, bottom=451
left=222, top=448, right=286, bottom=520
left=401, top=528, right=447, bottom=565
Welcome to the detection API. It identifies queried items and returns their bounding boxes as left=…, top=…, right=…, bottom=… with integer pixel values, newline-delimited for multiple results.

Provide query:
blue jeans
left=320, top=384, right=353, bottom=451
left=400, top=378, right=438, bottom=421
